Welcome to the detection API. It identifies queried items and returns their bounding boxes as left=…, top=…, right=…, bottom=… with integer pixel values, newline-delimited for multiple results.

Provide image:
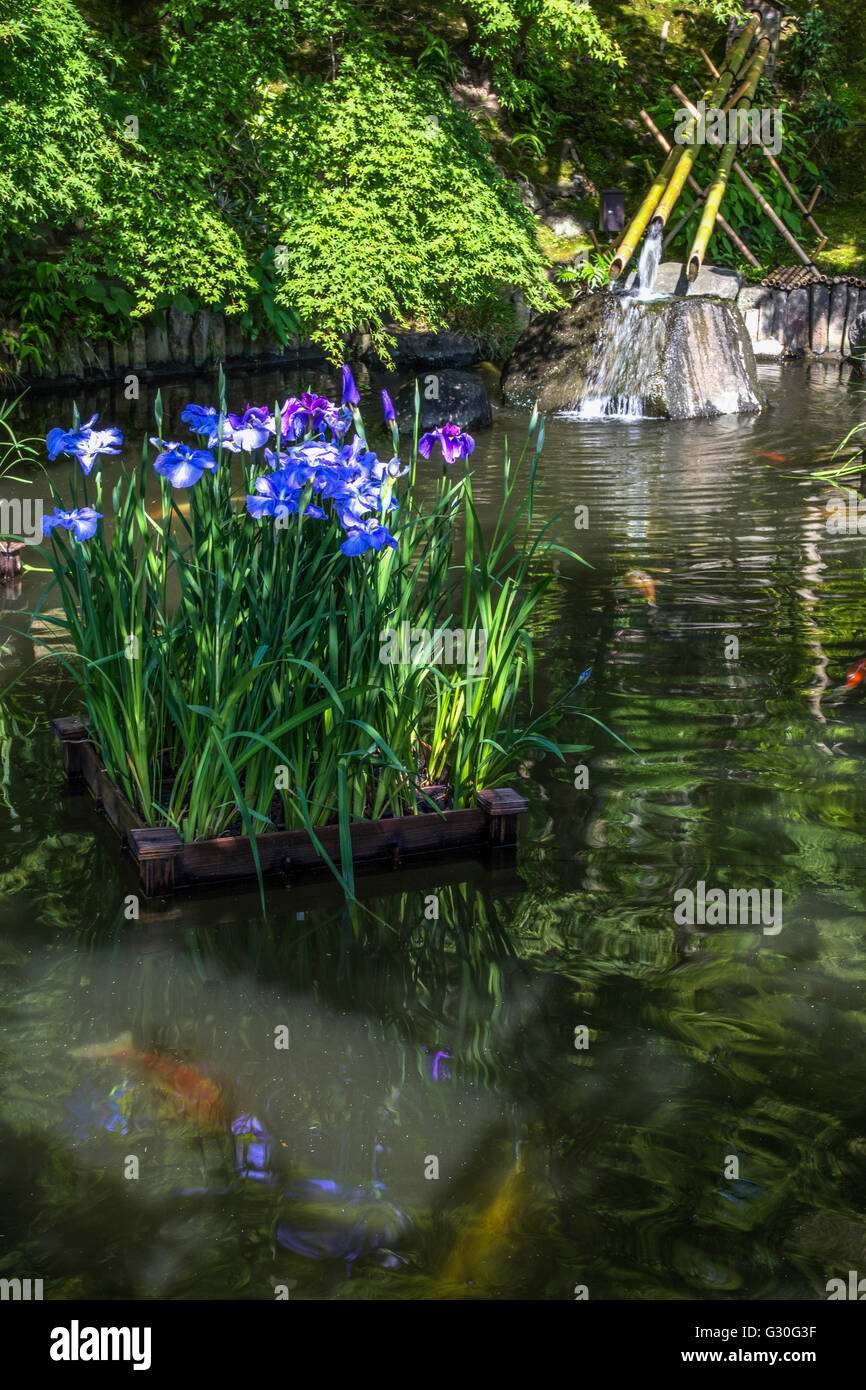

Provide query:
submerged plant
left=31, top=374, right=594, bottom=899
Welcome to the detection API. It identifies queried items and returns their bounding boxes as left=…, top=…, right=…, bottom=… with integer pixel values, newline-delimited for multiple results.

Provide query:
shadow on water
left=2, top=359, right=866, bottom=1297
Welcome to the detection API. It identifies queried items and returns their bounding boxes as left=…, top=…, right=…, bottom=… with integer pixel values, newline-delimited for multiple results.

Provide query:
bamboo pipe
left=687, top=43, right=770, bottom=280
left=807, top=184, right=822, bottom=214
left=608, top=13, right=761, bottom=282
left=640, top=109, right=761, bottom=268
left=675, top=85, right=821, bottom=276
left=698, top=50, right=827, bottom=241
left=649, top=18, right=762, bottom=231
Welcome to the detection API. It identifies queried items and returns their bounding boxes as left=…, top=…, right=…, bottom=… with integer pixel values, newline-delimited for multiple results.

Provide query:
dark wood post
left=50, top=717, right=89, bottom=779
left=128, top=827, right=185, bottom=898
left=476, top=787, right=529, bottom=847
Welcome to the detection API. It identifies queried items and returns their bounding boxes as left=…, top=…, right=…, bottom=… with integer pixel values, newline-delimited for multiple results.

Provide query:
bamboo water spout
left=686, top=40, right=770, bottom=280
left=608, top=13, right=761, bottom=284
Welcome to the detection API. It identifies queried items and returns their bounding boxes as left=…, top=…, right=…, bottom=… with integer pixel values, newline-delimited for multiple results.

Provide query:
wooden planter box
left=52, top=716, right=529, bottom=898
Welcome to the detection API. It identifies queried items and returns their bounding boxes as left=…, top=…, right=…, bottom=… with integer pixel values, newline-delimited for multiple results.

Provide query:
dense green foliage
left=0, top=0, right=863, bottom=372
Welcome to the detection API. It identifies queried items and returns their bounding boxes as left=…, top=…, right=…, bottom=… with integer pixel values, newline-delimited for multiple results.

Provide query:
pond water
left=1, top=358, right=866, bottom=1300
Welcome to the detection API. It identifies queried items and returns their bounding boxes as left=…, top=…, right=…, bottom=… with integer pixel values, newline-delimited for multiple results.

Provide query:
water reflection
left=1, top=360, right=866, bottom=1298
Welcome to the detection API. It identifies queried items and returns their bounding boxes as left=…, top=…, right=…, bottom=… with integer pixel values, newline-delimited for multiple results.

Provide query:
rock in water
left=393, top=368, right=492, bottom=432
left=501, top=290, right=765, bottom=419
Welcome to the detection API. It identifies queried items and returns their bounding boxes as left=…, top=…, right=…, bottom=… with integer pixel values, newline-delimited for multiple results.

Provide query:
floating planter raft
left=53, top=717, right=529, bottom=898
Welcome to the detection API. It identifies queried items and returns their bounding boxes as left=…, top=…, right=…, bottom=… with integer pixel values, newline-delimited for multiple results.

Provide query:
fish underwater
left=434, top=1155, right=525, bottom=1298
left=829, top=655, right=866, bottom=697
left=755, top=450, right=792, bottom=464
left=70, top=1032, right=228, bottom=1131
left=620, top=569, right=657, bottom=608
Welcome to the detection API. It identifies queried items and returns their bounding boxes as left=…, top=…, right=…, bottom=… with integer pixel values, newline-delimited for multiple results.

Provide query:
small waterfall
left=635, top=218, right=663, bottom=302
left=560, top=295, right=764, bottom=421
left=574, top=298, right=647, bottom=418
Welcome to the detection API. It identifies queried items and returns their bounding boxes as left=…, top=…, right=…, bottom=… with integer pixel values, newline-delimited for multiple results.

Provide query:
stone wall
left=736, top=282, right=866, bottom=358
left=3, top=308, right=327, bottom=389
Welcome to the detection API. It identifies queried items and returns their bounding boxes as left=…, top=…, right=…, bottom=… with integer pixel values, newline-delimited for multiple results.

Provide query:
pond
left=1, top=357, right=865, bottom=1300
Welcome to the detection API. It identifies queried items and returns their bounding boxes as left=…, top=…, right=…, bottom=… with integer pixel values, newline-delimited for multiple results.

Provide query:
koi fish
left=844, top=656, right=866, bottom=690
left=620, top=569, right=657, bottom=607
left=755, top=451, right=791, bottom=463
left=434, top=1157, right=525, bottom=1297
left=70, top=1032, right=228, bottom=1131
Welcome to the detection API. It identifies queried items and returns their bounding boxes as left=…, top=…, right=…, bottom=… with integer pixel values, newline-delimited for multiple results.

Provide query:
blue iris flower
left=246, top=469, right=325, bottom=521
left=181, top=403, right=220, bottom=436
left=150, top=439, right=218, bottom=488
left=340, top=522, right=398, bottom=556
left=46, top=414, right=123, bottom=475
left=42, top=506, right=103, bottom=542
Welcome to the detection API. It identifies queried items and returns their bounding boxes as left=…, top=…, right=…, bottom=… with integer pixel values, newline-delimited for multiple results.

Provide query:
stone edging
left=736, top=281, right=866, bottom=358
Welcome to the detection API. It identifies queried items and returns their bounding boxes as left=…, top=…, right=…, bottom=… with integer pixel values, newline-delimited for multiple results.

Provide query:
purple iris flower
left=418, top=423, right=475, bottom=465
left=42, top=506, right=103, bottom=542
left=339, top=521, right=398, bottom=556
left=226, top=405, right=271, bottom=452
left=382, top=389, right=396, bottom=425
left=150, top=440, right=218, bottom=488
left=46, top=415, right=123, bottom=475
left=272, top=393, right=334, bottom=441
left=341, top=365, right=361, bottom=407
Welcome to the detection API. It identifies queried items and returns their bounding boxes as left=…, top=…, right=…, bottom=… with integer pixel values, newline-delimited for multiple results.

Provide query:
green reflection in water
left=1, top=361, right=866, bottom=1299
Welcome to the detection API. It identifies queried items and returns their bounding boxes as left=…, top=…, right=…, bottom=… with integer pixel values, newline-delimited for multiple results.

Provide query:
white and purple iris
left=46, top=415, right=123, bottom=476
left=418, top=423, right=475, bottom=465
left=42, top=506, right=103, bottom=542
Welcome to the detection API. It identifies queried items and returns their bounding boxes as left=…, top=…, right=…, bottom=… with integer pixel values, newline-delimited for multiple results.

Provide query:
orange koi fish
left=71, top=1032, right=227, bottom=1130
left=755, top=451, right=791, bottom=463
left=845, top=656, right=866, bottom=690
left=621, top=569, right=657, bottom=607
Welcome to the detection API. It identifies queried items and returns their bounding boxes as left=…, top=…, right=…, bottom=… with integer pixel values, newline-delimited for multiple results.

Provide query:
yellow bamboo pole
left=698, top=49, right=827, bottom=240
left=675, top=84, right=821, bottom=276
left=686, top=41, right=770, bottom=279
left=608, top=13, right=761, bottom=283
left=640, top=108, right=760, bottom=267
left=650, top=25, right=760, bottom=230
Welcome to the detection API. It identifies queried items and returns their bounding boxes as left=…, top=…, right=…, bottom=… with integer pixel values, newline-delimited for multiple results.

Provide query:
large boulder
left=624, top=261, right=742, bottom=299
left=393, top=368, right=492, bottom=432
left=358, top=330, right=484, bottom=372
left=502, top=289, right=764, bottom=419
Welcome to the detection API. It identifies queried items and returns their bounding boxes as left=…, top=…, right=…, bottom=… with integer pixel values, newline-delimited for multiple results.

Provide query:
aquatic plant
left=31, top=375, right=591, bottom=898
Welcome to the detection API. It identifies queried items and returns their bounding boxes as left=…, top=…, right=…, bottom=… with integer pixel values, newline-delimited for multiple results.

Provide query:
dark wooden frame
left=52, top=716, right=529, bottom=898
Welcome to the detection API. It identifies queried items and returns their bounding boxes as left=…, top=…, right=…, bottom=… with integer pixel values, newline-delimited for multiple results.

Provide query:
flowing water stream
left=1, top=358, right=865, bottom=1299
